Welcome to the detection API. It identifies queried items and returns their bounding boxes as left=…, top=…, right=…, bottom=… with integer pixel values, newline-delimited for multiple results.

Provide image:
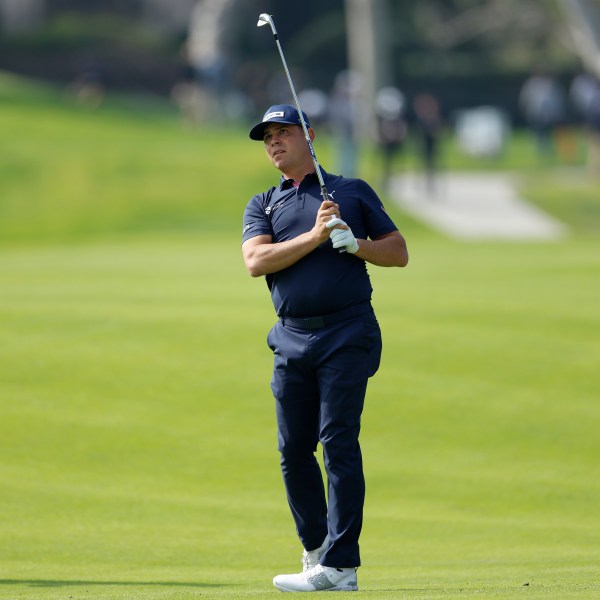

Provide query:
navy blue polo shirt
left=242, top=169, right=398, bottom=318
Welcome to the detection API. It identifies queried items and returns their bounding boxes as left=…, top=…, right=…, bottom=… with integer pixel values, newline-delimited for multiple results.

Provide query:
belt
left=279, top=302, right=371, bottom=331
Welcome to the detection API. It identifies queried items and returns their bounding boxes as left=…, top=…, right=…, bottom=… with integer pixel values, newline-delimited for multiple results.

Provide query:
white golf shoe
left=302, top=535, right=330, bottom=571
left=273, top=564, right=358, bottom=592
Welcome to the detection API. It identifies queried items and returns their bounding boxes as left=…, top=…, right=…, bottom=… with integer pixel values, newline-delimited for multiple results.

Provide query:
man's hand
left=326, top=218, right=359, bottom=254
left=312, top=200, right=341, bottom=244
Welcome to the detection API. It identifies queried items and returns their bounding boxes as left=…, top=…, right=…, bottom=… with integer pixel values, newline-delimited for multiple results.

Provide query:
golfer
left=242, top=104, right=408, bottom=592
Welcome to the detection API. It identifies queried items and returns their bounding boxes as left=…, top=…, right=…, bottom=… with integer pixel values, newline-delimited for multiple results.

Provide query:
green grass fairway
left=1, top=234, right=599, bottom=599
left=1, top=72, right=599, bottom=598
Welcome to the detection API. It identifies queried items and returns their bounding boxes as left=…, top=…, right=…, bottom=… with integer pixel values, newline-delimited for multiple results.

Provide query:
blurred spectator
left=191, top=51, right=229, bottom=121
left=570, top=72, right=599, bottom=117
left=171, top=39, right=205, bottom=126
left=570, top=72, right=600, bottom=173
left=65, top=56, right=105, bottom=109
left=374, top=86, right=407, bottom=192
left=176, top=0, right=233, bottom=124
left=519, top=70, right=565, bottom=157
left=329, top=70, right=362, bottom=177
left=413, top=92, right=443, bottom=196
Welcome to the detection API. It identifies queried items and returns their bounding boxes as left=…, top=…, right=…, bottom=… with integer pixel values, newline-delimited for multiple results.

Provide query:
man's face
left=262, top=123, right=309, bottom=173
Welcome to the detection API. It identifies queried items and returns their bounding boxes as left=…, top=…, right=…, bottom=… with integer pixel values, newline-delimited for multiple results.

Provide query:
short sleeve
left=242, top=195, right=273, bottom=244
left=357, top=179, right=399, bottom=239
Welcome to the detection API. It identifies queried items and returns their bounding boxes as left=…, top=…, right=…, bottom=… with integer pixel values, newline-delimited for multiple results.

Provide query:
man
left=242, top=104, right=408, bottom=593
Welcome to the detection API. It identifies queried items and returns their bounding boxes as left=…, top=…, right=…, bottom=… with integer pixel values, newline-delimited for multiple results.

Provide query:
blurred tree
left=390, top=0, right=569, bottom=76
left=345, top=0, right=393, bottom=139
left=0, top=0, right=44, bottom=33
left=558, top=0, right=600, bottom=78
left=142, top=0, right=198, bottom=33
left=558, top=0, right=600, bottom=172
left=2, top=0, right=598, bottom=125
left=44, top=0, right=140, bottom=16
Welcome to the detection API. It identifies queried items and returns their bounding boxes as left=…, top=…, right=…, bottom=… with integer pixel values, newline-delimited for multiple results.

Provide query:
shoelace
left=302, top=535, right=329, bottom=570
left=302, top=548, right=320, bottom=570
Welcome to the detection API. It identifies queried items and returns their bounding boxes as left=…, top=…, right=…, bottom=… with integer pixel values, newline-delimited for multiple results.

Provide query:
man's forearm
left=355, top=234, right=409, bottom=267
left=245, top=232, right=322, bottom=277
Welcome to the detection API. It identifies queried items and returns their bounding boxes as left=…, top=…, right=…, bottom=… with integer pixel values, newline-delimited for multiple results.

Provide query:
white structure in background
left=0, top=0, right=43, bottom=32
left=455, top=106, right=510, bottom=158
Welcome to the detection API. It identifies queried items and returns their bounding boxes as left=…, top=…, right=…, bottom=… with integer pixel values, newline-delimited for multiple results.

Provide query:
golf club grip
left=322, top=188, right=347, bottom=254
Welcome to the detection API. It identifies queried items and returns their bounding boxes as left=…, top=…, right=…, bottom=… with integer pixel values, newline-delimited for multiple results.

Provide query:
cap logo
left=264, top=111, right=285, bottom=120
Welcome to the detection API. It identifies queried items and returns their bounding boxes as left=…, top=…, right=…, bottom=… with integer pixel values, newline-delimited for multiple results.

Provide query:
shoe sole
left=274, top=583, right=358, bottom=592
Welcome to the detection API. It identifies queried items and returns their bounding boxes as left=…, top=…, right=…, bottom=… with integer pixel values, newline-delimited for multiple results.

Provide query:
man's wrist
left=347, top=237, right=360, bottom=254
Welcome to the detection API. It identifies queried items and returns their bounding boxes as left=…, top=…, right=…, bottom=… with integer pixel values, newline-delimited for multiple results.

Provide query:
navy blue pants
left=267, top=307, right=382, bottom=568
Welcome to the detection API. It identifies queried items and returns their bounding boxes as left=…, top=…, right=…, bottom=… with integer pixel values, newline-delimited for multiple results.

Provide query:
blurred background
left=1, top=3, right=599, bottom=597
left=0, top=0, right=600, bottom=244
left=1, top=0, right=600, bottom=163
left=1, top=0, right=599, bottom=244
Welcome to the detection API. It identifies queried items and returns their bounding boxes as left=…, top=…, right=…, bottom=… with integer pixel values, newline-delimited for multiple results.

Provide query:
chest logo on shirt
left=265, top=199, right=286, bottom=215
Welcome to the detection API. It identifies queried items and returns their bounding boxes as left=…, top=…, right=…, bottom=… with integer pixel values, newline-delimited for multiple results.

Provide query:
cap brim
left=249, top=119, right=297, bottom=141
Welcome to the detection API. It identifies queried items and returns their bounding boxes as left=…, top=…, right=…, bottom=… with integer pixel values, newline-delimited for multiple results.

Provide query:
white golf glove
left=326, top=218, right=359, bottom=254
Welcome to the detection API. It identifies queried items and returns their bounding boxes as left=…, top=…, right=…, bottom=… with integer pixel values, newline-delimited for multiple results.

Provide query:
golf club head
left=257, top=13, right=272, bottom=27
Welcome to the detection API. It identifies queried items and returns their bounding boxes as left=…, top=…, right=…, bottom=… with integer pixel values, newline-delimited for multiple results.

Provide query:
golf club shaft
left=258, top=14, right=346, bottom=251
left=263, top=17, right=329, bottom=202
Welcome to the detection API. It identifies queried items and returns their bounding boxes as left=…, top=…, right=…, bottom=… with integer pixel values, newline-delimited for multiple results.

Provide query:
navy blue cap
left=249, top=104, right=310, bottom=140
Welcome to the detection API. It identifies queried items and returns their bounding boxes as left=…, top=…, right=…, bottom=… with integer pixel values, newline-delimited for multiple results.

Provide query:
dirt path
left=388, top=172, right=568, bottom=240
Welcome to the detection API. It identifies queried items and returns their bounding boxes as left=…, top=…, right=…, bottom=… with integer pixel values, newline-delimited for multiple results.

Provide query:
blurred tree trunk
left=344, top=0, right=392, bottom=140
left=558, top=0, right=600, bottom=78
left=558, top=0, right=600, bottom=174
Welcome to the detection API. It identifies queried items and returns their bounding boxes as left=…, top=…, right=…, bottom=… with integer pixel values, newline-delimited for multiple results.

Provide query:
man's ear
left=308, top=127, right=315, bottom=142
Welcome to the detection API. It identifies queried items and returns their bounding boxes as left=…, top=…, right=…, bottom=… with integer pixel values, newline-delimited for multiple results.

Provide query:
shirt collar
left=278, top=168, right=328, bottom=191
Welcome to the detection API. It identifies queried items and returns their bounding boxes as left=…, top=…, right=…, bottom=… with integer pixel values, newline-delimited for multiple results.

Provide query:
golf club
left=257, top=13, right=331, bottom=205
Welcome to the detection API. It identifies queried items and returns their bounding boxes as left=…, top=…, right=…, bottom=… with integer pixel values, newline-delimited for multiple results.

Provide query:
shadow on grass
left=0, top=579, right=226, bottom=588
